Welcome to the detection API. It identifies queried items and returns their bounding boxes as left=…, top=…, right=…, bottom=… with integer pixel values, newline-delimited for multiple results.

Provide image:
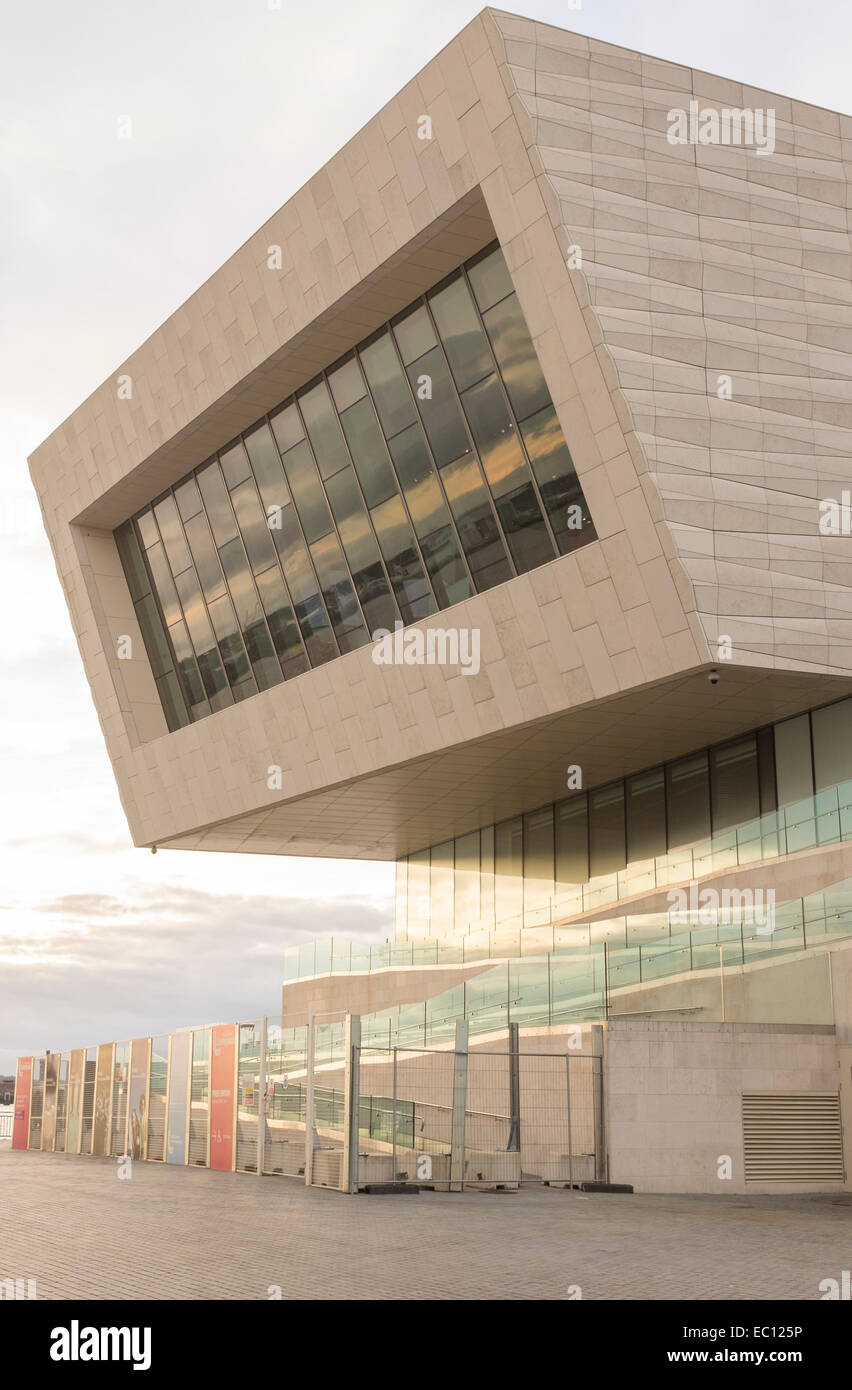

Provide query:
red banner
left=209, top=1025, right=236, bottom=1171
left=12, top=1056, right=32, bottom=1149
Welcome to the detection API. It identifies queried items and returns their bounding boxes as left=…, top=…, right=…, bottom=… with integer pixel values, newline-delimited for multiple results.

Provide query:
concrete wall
left=608, top=945, right=835, bottom=1025
left=605, top=1019, right=844, bottom=1194
left=281, top=960, right=494, bottom=1026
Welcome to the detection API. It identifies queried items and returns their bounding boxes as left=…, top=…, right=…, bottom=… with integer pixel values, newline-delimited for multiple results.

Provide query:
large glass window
left=775, top=715, right=814, bottom=807
left=710, top=736, right=760, bottom=831
left=398, top=697, right=852, bottom=940
left=118, top=241, right=595, bottom=728
left=495, top=817, right=523, bottom=927
left=589, top=783, right=626, bottom=878
left=812, top=698, right=852, bottom=791
left=626, top=767, right=666, bottom=862
left=523, top=806, right=554, bottom=924
left=667, top=752, right=711, bottom=848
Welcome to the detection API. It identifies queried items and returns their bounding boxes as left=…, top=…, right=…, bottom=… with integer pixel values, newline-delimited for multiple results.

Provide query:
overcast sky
left=2, top=0, right=850, bottom=1072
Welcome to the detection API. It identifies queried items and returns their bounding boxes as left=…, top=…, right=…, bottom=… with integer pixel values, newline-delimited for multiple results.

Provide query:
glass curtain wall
left=395, top=695, right=852, bottom=942
left=116, top=242, right=595, bottom=730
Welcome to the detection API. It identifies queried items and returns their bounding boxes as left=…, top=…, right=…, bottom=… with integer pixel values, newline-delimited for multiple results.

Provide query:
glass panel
left=197, top=462, right=239, bottom=547
left=429, top=272, right=493, bottom=391
left=757, top=725, right=777, bottom=814
left=324, top=468, right=398, bottom=635
left=520, top=404, right=594, bottom=554
left=462, top=372, right=554, bottom=573
left=395, top=859, right=408, bottom=939
left=441, top=454, right=513, bottom=592
left=254, top=565, right=309, bottom=676
left=328, top=357, right=367, bottom=413
left=454, top=830, right=480, bottom=932
left=220, top=440, right=251, bottom=489
left=774, top=714, right=814, bottom=808
left=159, top=674, right=201, bottom=727
left=230, top=477, right=280, bottom=572
left=339, top=397, right=398, bottom=507
left=360, top=331, right=417, bottom=439
left=467, top=244, right=514, bottom=313
left=207, top=592, right=253, bottom=688
left=175, top=477, right=203, bottom=522
left=812, top=699, right=852, bottom=790
left=407, top=849, right=430, bottom=938
left=524, top=805, right=554, bottom=925
left=173, top=567, right=232, bottom=705
left=406, top=347, right=472, bottom=469
left=667, top=752, right=711, bottom=848
left=417, top=526, right=472, bottom=609
left=136, top=510, right=159, bottom=551
left=393, top=304, right=437, bottom=366
left=184, top=510, right=227, bottom=604
left=145, top=541, right=182, bottom=625
left=589, top=783, right=626, bottom=878
left=269, top=403, right=305, bottom=455
left=298, top=380, right=350, bottom=479
left=279, top=439, right=333, bottom=543
left=134, top=594, right=172, bottom=678
left=168, top=618, right=207, bottom=709
left=271, top=506, right=338, bottom=666
left=370, top=494, right=434, bottom=623
left=217, top=538, right=280, bottom=689
left=480, top=823, right=495, bottom=929
left=482, top=292, right=552, bottom=422
left=495, top=816, right=523, bottom=927
left=555, top=793, right=589, bottom=904
left=711, top=736, right=760, bottom=832
left=310, top=531, right=368, bottom=652
left=430, top=841, right=454, bottom=937
left=626, top=767, right=666, bottom=863
left=153, top=494, right=192, bottom=576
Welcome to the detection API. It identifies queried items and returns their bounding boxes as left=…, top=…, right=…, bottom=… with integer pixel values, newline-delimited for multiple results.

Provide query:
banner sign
left=209, top=1024, right=236, bottom=1171
left=12, top=1056, right=32, bottom=1149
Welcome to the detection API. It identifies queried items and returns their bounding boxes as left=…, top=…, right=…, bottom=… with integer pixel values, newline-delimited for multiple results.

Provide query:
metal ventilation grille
left=742, top=1093, right=844, bottom=1182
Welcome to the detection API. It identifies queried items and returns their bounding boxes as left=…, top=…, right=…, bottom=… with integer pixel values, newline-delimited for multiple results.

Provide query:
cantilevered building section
left=28, top=10, right=852, bottom=1193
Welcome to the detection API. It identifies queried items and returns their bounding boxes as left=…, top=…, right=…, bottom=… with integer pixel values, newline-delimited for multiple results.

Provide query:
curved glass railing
left=283, top=785, right=852, bottom=982
left=352, top=899, right=852, bottom=1053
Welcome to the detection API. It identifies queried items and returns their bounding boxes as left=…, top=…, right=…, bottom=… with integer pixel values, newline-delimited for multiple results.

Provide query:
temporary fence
left=11, top=1017, right=605, bottom=1193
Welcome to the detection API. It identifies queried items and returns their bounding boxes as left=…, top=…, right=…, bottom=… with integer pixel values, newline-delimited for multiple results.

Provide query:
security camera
left=708, top=669, right=719, bottom=685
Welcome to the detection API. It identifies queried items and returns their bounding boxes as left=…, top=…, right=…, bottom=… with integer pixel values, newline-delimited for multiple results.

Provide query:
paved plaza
left=2, top=1149, right=849, bottom=1300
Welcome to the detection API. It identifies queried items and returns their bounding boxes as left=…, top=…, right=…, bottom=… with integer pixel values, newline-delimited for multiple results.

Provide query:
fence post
left=591, top=1023, right=607, bottom=1183
left=507, top=1022, right=520, bottom=1152
left=449, top=1019, right=469, bottom=1192
left=391, top=1047, right=398, bottom=1182
left=304, top=1010, right=316, bottom=1187
left=257, top=1016, right=267, bottom=1178
left=565, top=1055, right=574, bottom=1190
left=342, top=1014, right=360, bottom=1194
